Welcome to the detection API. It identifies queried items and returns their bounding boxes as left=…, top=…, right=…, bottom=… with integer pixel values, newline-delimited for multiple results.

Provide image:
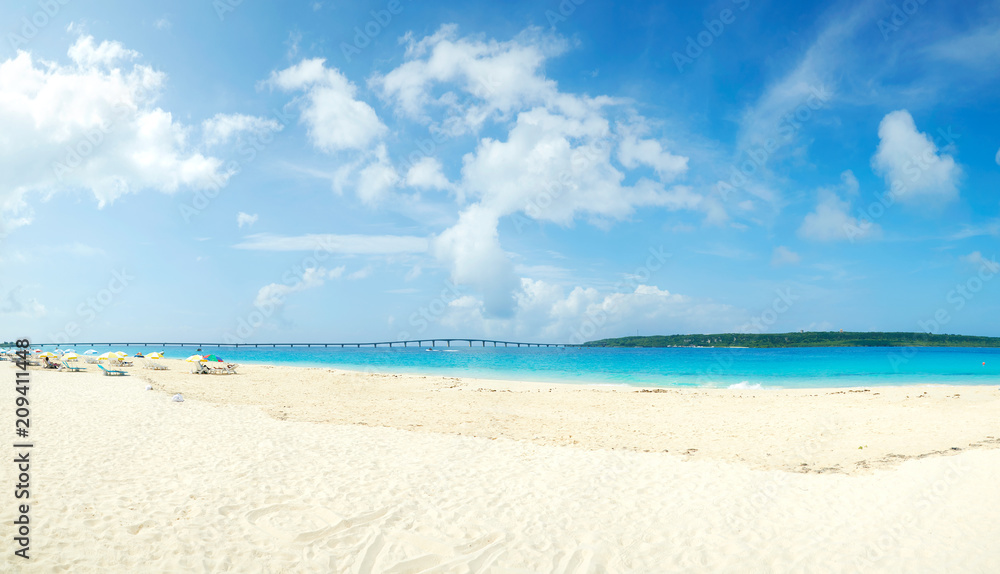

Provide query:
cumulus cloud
left=371, top=24, right=568, bottom=135
left=265, top=58, right=385, bottom=153
left=0, top=35, right=230, bottom=228
left=433, top=204, right=519, bottom=317
left=799, top=192, right=879, bottom=242
left=617, top=123, right=688, bottom=182
left=798, top=171, right=881, bottom=242
left=236, top=212, right=258, bottom=228
left=771, top=246, right=801, bottom=267
left=369, top=26, right=707, bottom=316
left=871, top=110, right=960, bottom=203
left=355, top=144, right=399, bottom=205
left=253, top=266, right=344, bottom=308
left=203, top=113, right=282, bottom=146
left=67, top=35, right=138, bottom=68
left=427, top=279, right=741, bottom=343
left=405, top=157, right=452, bottom=191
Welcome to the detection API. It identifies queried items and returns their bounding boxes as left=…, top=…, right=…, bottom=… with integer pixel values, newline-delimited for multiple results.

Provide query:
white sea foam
left=728, top=381, right=762, bottom=390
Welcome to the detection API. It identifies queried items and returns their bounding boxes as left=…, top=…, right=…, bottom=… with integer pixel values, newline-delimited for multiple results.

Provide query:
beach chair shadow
left=98, top=364, right=128, bottom=376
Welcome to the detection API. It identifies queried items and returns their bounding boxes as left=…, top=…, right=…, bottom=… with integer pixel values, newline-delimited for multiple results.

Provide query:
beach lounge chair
left=98, top=364, right=128, bottom=376
left=191, top=363, right=210, bottom=375
left=145, top=359, right=168, bottom=371
left=61, top=362, right=86, bottom=372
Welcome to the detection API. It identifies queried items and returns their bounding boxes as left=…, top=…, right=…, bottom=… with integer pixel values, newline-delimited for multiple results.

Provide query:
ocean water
left=36, top=344, right=1000, bottom=389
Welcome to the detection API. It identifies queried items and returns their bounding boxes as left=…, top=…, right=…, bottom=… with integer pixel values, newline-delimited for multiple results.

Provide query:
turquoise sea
left=36, top=344, right=1000, bottom=389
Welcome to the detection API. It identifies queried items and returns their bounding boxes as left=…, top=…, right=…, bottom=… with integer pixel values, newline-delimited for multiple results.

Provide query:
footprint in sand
left=244, top=504, right=345, bottom=544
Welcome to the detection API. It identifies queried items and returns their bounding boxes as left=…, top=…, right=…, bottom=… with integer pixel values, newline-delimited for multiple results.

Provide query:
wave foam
left=728, top=381, right=762, bottom=390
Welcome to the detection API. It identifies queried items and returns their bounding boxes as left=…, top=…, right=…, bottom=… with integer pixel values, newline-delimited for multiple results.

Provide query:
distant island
left=582, top=332, right=1000, bottom=348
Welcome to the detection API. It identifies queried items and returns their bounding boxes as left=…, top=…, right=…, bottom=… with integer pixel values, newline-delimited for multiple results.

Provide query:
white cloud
left=995, top=147, right=1000, bottom=166
left=253, top=266, right=344, bottom=309
left=734, top=6, right=864, bottom=152
left=236, top=212, right=258, bottom=228
left=617, top=123, right=688, bottom=182
left=233, top=233, right=428, bottom=254
left=799, top=192, right=879, bottom=242
left=427, top=279, right=741, bottom=343
left=355, top=144, right=399, bottom=205
left=153, top=18, right=172, bottom=31
left=960, top=251, right=999, bottom=272
left=370, top=26, right=710, bottom=316
left=404, top=265, right=422, bottom=281
left=203, top=113, right=282, bottom=146
left=265, top=58, right=385, bottom=153
left=433, top=204, right=518, bottom=317
left=0, top=36, right=230, bottom=224
left=950, top=219, right=1000, bottom=240
left=436, top=106, right=704, bottom=314
left=871, top=110, right=960, bottom=203
left=0, top=286, right=46, bottom=318
left=771, top=246, right=801, bottom=267
left=67, top=35, right=138, bottom=68
left=928, top=24, right=1000, bottom=69
left=798, top=171, right=881, bottom=242
left=347, top=266, right=372, bottom=280
left=405, top=157, right=452, bottom=191
left=371, top=24, right=569, bottom=135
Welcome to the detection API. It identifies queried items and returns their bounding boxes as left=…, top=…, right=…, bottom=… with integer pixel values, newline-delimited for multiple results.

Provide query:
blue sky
left=1, top=0, right=998, bottom=344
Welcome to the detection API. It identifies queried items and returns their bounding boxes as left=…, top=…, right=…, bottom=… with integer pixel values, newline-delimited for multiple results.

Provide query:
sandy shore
left=134, top=359, right=1000, bottom=474
left=1, top=360, right=999, bottom=572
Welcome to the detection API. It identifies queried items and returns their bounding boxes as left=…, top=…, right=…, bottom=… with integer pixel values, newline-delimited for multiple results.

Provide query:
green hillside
left=582, top=332, right=1000, bottom=348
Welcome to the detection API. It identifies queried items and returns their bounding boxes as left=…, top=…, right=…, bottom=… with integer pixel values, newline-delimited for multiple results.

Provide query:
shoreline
left=117, top=358, right=1000, bottom=475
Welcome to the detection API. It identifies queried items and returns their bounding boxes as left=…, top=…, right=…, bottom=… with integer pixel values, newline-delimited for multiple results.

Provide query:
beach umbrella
left=84, top=349, right=98, bottom=355
left=114, top=351, right=129, bottom=358
left=147, top=352, right=163, bottom=359
left=97, top=352, right=114, bottom=361
left=62, top=352, right=79, bottom=361
left=38, top=352, right=57, bottom=359
left=184, top=354, right=205, bottom=362
left=202, top=354, right=224, bottom=362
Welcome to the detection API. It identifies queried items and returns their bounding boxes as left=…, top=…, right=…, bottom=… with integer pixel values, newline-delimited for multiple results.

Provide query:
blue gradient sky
left=1, top=0, right=998, bottom=344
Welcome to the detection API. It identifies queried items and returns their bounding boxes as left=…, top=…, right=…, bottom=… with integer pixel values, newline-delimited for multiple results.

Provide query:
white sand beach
left=2, top=361, right=999, bottom=572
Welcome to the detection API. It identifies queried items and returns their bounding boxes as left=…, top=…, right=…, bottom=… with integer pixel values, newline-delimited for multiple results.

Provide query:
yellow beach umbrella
left=184, top=354, right=205, bottom=362
left=147, top=352, right=163, bottom=359
left=38, top=351, right=57, bottom=359
left=62, top=352, right=79, bottom=361
left=114, top=351, right=129, bottom=358
left=97, top=352, right=114, bottom=361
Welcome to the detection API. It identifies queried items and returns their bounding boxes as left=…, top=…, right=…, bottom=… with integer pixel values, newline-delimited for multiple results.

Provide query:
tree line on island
left=581, top=332, right=1000, bottom=348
